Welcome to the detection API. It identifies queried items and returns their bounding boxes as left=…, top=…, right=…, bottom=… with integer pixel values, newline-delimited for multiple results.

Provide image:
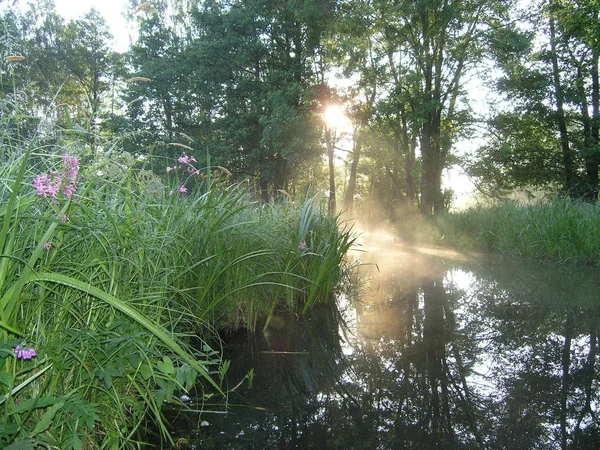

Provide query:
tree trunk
left=399, top=104, right=416, bottom=209
left=274, top=154, right=287, bottom=198
left=326, top=126, right=337, bottom=215
left=162, top=95, right=174, bottom=139
left=549, top=0, right=577, bottom=195
left=583, top=51, right=600, bottom=201
left=420, top=111, right=444, bottom=216
left=343, top=127, right=361, bottom=213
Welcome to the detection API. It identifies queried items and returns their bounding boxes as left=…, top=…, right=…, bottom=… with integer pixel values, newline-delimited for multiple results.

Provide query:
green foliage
left=479, top=0, right=600, bottom=201
left=0, top=113, right=353, bottom=448
left=0, top=4, right=122, bottom=144
left=430, top=197, right=600, bottom=264
left=466, top=112, right=564, bottom=195
left=122, top=0, right=335, bottom=200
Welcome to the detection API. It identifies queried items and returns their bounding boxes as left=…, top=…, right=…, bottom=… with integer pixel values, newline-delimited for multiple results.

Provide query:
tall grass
left=428, top=197, right=600, bottom=264
left=0, top=134, right=355, bottom=448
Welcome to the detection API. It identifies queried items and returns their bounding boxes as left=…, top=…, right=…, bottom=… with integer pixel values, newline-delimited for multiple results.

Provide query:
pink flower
left=43, top=242, right=52, bottom=250
left=63, top=184, right=75, bottom=198
left=178, top=185, right=187, bottom=193
left=33, top=153, right=79, bottom=199
left=298, top=241, right=307, bottom=251
left=14, top=344, right=37, bottom=360
left=166, top=166, right=173, bottom=172
left=61, top=214, right=69, bottom=222
left=33, top=173, right=60, bottom=198
left=63, top=154, right=79, bottom=182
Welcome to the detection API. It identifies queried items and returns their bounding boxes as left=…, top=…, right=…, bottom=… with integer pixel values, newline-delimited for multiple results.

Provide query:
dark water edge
left=168, top=235, right=600, bottom=450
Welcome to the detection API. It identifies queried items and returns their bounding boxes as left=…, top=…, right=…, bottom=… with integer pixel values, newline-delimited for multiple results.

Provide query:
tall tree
left=338, top=0, right=510, bottom=216
left=1, top=2, right=119, bottom=145
left=186, top=0, right=335, bottom=201
left=471, top=0, right=600, bottom=201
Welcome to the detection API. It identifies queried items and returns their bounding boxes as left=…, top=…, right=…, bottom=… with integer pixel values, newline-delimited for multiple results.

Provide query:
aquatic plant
left=0, top=144, right=227, bottom=448
left=0, top=135, right=355, bottom=448
left=428, top=197, right=600, bottom=264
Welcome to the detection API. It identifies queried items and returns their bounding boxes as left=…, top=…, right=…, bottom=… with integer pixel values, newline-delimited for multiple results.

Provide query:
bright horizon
left=12, top=0, right=134, bottom=52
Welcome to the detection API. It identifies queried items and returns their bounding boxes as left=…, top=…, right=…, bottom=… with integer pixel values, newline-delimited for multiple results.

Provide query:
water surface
left=187, top=233, right=600, bottom=449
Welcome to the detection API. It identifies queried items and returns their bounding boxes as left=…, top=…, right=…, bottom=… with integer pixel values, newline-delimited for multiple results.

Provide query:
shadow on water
left=183, top=232, right=600, bottom=449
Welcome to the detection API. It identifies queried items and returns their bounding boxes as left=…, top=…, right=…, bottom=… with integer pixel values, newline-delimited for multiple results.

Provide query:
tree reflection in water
left=193, top=233, right=600, bottom=449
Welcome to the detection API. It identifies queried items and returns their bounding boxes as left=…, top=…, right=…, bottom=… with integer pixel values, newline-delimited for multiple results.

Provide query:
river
left=177, top=232, right=600, bottom=449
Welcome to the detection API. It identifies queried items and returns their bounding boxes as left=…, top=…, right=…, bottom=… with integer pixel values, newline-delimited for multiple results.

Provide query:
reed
left=0, top=133, right=354, bottom=448
left=429, top=197, right=600, bottom=264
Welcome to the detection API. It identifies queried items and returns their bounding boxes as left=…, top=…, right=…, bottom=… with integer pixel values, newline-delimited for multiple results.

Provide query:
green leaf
left=30, top=401, right=64, bottom=436
left=0, top=422, right=20, bottom=439
left=24, top=272, right=223, bottom=394
left=157, top=356, right=174, bottom=376
left=10, top=397, right=66, bottom=415
left=71, top=434, right=82, bottom=450
left=93, top=363, right=123, bottom=390
left=0, top=371, right=12, bottom=388
left=139, top=363, right=152, bottom=380
left=5, top=439, right=36, bottom=450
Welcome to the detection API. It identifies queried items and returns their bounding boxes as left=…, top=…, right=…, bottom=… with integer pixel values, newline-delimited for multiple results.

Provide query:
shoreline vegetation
left=395, top=197, right=600, bottom=267
left=0, top=144, right=356, bottom=449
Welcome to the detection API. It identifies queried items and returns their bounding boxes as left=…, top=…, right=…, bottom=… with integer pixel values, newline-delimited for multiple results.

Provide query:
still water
left=187, top=233, right=600, bottom=449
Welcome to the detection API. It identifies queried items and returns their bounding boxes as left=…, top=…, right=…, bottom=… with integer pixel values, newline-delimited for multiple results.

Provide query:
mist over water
left=181, top=232, right=600, bottom=449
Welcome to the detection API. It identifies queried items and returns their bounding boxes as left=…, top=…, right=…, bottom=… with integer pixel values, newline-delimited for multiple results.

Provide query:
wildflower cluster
left=33, top=154, right=79, bottom=199
left=167, top=154, right=201, bottom=196
left=14, top=344, right=37, bottom=360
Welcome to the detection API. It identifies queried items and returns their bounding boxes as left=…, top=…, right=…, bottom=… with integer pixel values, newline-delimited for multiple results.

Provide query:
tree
left=473, top=0, right=600, bottom=201
left=337, top=0, right=511, bottom=216
left=0, top=2, right=119, bottom=146
left=187, top=0, right=335, bottom=201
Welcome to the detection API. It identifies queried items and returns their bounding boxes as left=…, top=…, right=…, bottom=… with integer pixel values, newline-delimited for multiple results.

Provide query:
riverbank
left=0, top=148, right=355, bottom=449
left=395, top=197, right=600, bottom=266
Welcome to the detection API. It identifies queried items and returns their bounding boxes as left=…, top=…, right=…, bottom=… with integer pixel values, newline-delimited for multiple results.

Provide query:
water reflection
left=192, top=233, right=600, bottom=449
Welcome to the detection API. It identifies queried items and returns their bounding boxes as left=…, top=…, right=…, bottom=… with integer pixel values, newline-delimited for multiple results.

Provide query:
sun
left=323, top=104, right=350, bottom=130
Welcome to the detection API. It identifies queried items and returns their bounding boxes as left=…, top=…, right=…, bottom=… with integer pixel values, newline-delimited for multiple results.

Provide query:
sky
left=51, top=0, right=133, bottom=52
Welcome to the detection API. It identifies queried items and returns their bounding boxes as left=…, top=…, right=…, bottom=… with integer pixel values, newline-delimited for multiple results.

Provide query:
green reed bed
left=430, top=198, right=600, bottom=264
left=0, top=143, right=355, bottom=449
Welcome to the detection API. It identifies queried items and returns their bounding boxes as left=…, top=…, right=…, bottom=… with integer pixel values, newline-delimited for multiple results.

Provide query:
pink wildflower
left=178, top=185, right=187, bottom=193
left=63, top=154, right=79, bottom=182
left=166, top=166, right=173, bottom=172
left=33, top=153, right=79, bottom=199
left=63, top=184, right=75, bottom=198
left=33, top=173, right=60, bottom=198
left=43, top=242, right=52, bottom=250
left=298, top=241, right=307, bottom=251
left=14, top=344, right=37, bottom=360
left=61, top=214, right=69, bottom=222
